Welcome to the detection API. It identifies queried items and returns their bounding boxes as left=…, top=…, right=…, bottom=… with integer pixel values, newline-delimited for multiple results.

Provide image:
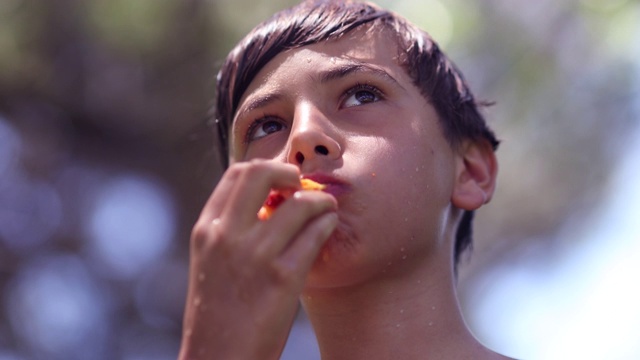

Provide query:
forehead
left=236, top=27, right=405, bottom=109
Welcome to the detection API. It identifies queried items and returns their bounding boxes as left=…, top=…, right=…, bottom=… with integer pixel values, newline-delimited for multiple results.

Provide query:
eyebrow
left=236, top=92, right=283, bottom=121
left=317, top=62, right=402, bottom=88
left=235, top=61, right=403, bottom=122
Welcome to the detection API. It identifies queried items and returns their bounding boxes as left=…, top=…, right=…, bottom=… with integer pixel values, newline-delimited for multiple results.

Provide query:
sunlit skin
left=179, top=27, right=504, bottom=360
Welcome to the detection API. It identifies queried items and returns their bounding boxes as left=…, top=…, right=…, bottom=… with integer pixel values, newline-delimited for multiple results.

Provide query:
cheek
left=239, top=131, right=291, bottom=161
left=352, top=138, right=450, bottom=216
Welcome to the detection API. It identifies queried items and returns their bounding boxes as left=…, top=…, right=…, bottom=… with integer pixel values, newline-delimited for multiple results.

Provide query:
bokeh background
left=1, top=0, right=638, bottom=359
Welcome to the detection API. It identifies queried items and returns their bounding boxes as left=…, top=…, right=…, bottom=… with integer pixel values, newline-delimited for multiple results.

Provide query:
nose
left=286, top=103, right=341, bottom=168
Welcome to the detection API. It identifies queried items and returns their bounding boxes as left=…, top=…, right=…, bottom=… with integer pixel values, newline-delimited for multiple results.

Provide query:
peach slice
left=257, top=179, right=326, bottom=220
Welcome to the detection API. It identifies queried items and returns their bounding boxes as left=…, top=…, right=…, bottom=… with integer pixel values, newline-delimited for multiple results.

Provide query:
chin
left=304, top=224, right=365, bottom=288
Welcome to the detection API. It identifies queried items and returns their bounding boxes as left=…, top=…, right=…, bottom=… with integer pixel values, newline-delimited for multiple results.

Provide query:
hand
left=179, top=160, right=338, bottom=360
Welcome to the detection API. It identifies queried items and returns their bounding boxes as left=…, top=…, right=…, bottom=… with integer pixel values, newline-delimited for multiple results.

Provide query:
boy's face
left=231, top=28, right=458, bottom=288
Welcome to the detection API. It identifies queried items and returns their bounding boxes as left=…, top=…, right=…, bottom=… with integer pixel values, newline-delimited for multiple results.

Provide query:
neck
left=300, top=255, right=495, bottom=360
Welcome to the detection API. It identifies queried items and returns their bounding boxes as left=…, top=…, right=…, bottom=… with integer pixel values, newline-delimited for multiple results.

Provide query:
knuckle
left=228, top=160, right=269, bottom=182
left=245, top=159, right=270, bottom=177
left=225, top=162, right=249, bottom=178
left=190, top=230, right=209, bottom=252
left=190, top=219, right=228, bottom=252
left=191, top=221, right=209, bottom=243
left=267, top=262, right=296, bottom=287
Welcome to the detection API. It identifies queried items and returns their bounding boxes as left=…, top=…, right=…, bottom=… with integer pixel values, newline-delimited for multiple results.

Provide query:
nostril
left=296, top=152, right=305, bottom=164
left=315, top=145, right=329, bottom=155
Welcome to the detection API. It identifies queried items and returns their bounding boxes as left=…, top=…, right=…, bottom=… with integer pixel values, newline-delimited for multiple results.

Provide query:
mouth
left=301, top=173, right=350, bottom=197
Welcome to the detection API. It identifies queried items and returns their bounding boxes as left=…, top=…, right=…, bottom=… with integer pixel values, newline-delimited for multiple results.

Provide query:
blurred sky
left=1, top=0, right=639, bottom=359
left=469, top=109, right=640, bottom=359
left=456, top=1, right=640, bottom=358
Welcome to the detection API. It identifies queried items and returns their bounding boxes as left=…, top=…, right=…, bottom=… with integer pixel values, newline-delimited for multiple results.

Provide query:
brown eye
left=343, top=84, right=382, bottom=108
left=354, top=90, right=376, bottom=103
left=247, top=117, right=284, bottom=142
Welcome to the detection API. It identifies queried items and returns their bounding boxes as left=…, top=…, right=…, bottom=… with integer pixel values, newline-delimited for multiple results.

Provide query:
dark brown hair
left=213, top=0, right=499, bottom=267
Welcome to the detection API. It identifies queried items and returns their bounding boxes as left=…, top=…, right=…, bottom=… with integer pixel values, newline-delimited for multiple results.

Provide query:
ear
left=451, top=140, right=498, bottom=211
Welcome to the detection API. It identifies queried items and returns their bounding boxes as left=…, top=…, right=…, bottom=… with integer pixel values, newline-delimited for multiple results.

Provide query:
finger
left=197, top=170, right=240, bottom=223
left=199, top=160, right=298, bottom=224
left=278, top=211, right=339, bottom=275
left=223, top=161, right=301, bottom=228
left=253, top=190, right=337, bottom=257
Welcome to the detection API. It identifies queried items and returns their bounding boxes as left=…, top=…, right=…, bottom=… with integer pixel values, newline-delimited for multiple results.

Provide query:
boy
left=180, top=0, right=507, bottom=359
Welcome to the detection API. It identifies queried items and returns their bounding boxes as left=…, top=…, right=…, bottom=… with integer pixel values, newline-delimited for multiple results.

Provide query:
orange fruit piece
left=299, top=178, right=326, bottom=191
left=257, top=179, right=326, bottom=220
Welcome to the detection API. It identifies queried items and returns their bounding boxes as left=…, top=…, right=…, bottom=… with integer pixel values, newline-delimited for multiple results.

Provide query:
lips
left=257, top=175, right=344, bottom=220
left=301, top=173, right=350, bottom=197
left=257, top=173, right=350, bottom=220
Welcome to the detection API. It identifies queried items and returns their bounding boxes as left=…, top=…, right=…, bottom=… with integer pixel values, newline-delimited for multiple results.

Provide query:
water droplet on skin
left=431, top=306, right=436, bottom=311
left=415, top=167, right=419, bottom=172
left=428, top=322, right=433, bottom=326
left=306, top=58, right=312, bottom=63
left=396, top=324, right=400, bottom=328
left=330, top=57, right=336, bottom=64
left=193, top=296, right=202, bottom=307
left=402, top=255, right=407, bottom=260
left=400, top=247, right=405, bottom=252
left=322, top=250, right=330, bottom=262
left=198, top=272, right=206, bottom=282
left=400, top=309, right=404, bottom=314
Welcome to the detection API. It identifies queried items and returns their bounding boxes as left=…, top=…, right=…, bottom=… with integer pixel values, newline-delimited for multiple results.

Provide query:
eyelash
left=341, top=83, right=385, bottom=106
left=244, top=114, right=282, bottom=144
left=242, top=83, right=386, bottom=144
